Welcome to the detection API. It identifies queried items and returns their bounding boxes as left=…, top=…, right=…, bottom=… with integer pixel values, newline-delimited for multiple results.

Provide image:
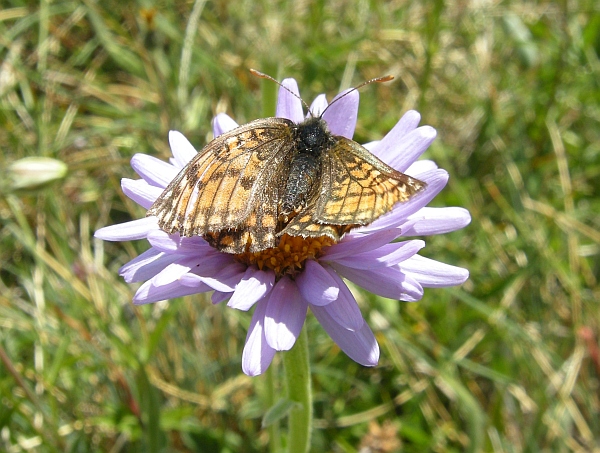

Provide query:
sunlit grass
left=1, top=0, right=599, bottom=451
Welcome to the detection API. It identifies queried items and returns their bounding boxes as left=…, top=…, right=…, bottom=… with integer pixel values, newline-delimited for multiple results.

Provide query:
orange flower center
left=234, top=234, right=335, bottom=278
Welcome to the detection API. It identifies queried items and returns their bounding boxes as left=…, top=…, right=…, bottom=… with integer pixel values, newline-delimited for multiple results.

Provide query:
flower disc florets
left=234, top=234, right=335, bottom=278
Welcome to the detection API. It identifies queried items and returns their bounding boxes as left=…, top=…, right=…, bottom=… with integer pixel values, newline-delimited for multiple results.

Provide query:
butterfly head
left=295, top=117, right=334, bottom=152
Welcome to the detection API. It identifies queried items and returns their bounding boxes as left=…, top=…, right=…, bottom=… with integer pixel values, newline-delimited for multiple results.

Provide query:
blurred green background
left=1, top=0, right=599, bottom=451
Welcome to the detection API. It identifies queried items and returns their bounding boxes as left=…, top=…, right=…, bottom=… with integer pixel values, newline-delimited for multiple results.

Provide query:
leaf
left=262, top=398, right=301, bottom=428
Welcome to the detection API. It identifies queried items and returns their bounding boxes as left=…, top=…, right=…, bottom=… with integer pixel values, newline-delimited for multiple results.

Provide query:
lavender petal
left=146, top=230, right=211, bottom=254
left=320, top=267, right=364, bottom=331
left=152, top=258, right=197, bottom=286
left=311, top=305, right=379, bottom=366
left=308, top=94, right=328, bottom=117
left=130, top=153, right=178, bottom=188
left=242, top=298, right=276, bottom=376
left=401, top=207, right=472, bottom=236
left=193, top=261, right=247, bottom=292
left=401, top=255, right=470, bottom=287
left=121, top=178, right=162, bottom=209
left=212, top=113, right=239, bottom=137
left=295, top=260, right=339, bottom=306
left=332, top=262, right=424, bottom=302
left=276, top=78, right=303, bottom=123
left=94, top=217, right=159, bottom=241
left=119, top=247, right=179, bottom=283
left=133, top=279, right=210, bottom=305
left=374, top=126, right=437, bottom=172
left=368, top=110, right=422, bottom=158
left=333, top=240, right=425, bottom=269
left=322, top=89, right=359, bottom=139
left=228, top=267, right=275, bottom=311
left=264, top=277, right=308, bottom=351
left=168, top=130, right=198, bottom=167
left=404, top=160, right=438, bottom=176
left=322, top=228, right=401, bottom=261
left=212, top=291, right=231, bottom=304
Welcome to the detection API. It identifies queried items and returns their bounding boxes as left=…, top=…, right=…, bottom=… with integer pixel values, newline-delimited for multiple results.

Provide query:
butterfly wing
left=147, top=118, right=295, bottom=243
left=279, top=206, right=354, bottom=240
left=314, top=136, right=426, bottom=225
left=203, top=164, right=289, bottom=253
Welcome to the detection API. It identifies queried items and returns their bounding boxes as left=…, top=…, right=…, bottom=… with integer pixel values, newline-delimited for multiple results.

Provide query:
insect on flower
left=95, top=72, right=471, bottom=376
left=146, top=70, right=427, bottom=254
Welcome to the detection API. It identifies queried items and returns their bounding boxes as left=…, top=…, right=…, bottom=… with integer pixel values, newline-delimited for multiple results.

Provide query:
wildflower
left=95, top=78, right=470, bottom=376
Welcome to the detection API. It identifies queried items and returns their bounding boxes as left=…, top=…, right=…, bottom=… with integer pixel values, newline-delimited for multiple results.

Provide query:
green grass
left=1, top=0, right=599, bottom=451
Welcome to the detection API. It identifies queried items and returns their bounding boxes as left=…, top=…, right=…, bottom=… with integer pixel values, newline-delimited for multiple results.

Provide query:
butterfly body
left=147, top=115, right=427, bottom=254
left=281, top=117, right=333, bottom=221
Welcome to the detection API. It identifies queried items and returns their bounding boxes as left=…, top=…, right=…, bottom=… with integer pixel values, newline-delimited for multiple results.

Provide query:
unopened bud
left=7, top=157, right=68, bottom=190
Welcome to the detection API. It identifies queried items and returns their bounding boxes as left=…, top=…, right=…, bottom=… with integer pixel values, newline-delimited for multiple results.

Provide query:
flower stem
left=265, top=365, right=281, bottom=453
left=282, top=327, right=312, bottom=453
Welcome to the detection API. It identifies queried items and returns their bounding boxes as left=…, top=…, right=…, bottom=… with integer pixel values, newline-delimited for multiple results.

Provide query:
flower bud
left=7, top=157, right=68, bottom=190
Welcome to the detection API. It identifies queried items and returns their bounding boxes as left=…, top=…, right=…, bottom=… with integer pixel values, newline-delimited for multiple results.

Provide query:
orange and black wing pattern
left=278, top=136, right=426, bottom=241
left=315, top=136, right=426, bottom=225
left=147, top=118, right=295, bottom=253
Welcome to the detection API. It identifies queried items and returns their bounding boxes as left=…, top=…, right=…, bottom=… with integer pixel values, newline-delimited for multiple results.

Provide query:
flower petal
left=212, top=291, right=231, bottom=304
left=133, top=279, right=210, bottom=305
left=333, top=240, right=425, bottom=269
left=332, top=263, right=423, bottom=302
left=119, top=247, right=179, bottom=283
left=146, top=230, right=210, bottom=254
left=400, top=207, right=472, bottom=236
left=152, top=259, right=197, bottom=287
left=405, top=159, right=438, bottom=176
left=376, top=110, right=422, bottom=145
left=180, top=273, right=236, bottom=292
left=264, top=277, right=308, bottom=351
left=322, top=89, right=358, bottom=139
left=192, top=261, right=247, bottom=292
left=169, top=130, right=198, bottom=167
left=322, top=228, right=401, bottom=261
left=401, top=255, right=470, bottom=287
left=374, top=126, right=437, bottom=172
left=121, top=178, right=163, bottom=209
left=276, top=78, right=303, bottom=123
left=95, top=217, right=159, bottom=241
left=212, top=113, right=239, bottom=137
left=189, top=253, right=235, bottom=277
left=311, top=305, right=379, bottom=366
left=308, top=94, right=328, bottom=117
left=295, top=260, right=339, bottom=305
left=228, top=267, right=275, bottom=311
left=130, top=153, right=178, bottom=188
left=242, top=298, right=276, bottom=376
left=320, top=267, right=364, bottom=331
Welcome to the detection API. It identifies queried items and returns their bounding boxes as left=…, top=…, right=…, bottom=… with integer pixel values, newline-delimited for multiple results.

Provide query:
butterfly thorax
left=280, top=117, right=336, bottom=221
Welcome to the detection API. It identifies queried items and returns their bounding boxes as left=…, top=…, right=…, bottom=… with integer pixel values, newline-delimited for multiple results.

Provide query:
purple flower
left=95, top=78, right=471, bottom=376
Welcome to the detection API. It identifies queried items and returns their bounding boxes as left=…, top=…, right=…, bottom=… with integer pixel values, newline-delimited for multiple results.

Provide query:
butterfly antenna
left=320, top=75, right=394, bottom=118
left=250, top=69, right=313, bottom=116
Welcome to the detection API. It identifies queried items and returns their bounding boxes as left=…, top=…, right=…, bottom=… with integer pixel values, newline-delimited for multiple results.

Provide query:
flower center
left=234, top=234, right=334, bottom=278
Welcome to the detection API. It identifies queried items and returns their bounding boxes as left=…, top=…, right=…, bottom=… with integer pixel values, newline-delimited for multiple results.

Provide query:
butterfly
left=146, top=72, right=427, bottom=254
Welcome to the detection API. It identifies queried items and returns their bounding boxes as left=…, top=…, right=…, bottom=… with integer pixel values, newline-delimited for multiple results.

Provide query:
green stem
left=265, top=365, right=281, bottom=453
left=282, top=327, right=312, bottom=453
